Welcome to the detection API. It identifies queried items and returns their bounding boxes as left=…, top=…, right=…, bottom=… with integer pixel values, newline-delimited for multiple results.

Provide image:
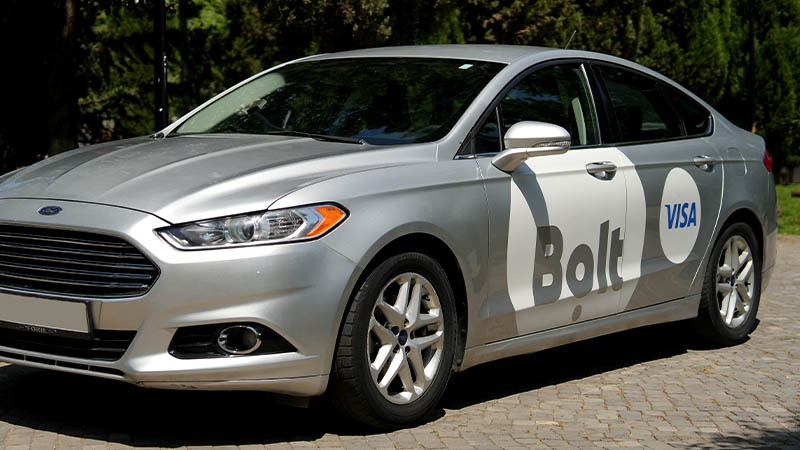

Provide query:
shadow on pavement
left=672, top=418, right=800, bottom=449
left=0, top=363, right=334, bottom=446
left=1, top=320, right=793, bottom=448
left=441, top=321, right=724, bottom=410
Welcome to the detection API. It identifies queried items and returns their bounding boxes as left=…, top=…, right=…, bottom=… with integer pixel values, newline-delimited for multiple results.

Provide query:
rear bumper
left=0, top=198, right=357, bottom=396
left=762, top=227, right=777, bottom=292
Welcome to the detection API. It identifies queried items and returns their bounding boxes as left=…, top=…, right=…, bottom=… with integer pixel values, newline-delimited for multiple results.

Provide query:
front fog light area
left=217, top=325, right=262, bottom=355
left=159, top=204, right=346, bottom=249
left=169, top=322, right=297, bottom=359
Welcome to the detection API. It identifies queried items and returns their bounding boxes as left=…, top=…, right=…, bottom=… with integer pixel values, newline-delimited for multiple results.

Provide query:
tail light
left=763, top=148, right=773, bottom=172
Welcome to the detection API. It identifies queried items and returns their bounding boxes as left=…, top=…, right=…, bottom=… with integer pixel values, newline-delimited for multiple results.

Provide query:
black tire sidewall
left=700, top=223, right=762, bottom=344
left=347, top=252, right=458, bottom=425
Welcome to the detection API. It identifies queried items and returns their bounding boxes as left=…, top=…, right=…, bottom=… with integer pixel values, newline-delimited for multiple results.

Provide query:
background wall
left=1, top=0, right=798, bottom=179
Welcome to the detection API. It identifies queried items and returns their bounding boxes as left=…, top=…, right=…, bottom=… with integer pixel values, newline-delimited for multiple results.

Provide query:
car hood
left=0, top=134, right=433, bottom=224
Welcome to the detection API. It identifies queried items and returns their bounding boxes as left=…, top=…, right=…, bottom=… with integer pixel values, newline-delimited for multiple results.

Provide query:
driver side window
left=500, top=64, right=599, bottom=147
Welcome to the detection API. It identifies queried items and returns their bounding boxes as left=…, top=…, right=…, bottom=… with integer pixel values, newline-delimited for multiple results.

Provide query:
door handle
left=586, top=161, right=617, bottom=180
left=693, top=155, right=717, bottom=171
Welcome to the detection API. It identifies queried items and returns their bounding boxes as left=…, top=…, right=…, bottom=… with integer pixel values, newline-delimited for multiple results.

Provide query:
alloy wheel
left=716, top=235, right=755, bottom=328
left=367, top=272, right=445, bottom=404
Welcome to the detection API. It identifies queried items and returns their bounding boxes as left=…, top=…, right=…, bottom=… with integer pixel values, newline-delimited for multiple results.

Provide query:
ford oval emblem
left=38, top=206, right=62, bottom=216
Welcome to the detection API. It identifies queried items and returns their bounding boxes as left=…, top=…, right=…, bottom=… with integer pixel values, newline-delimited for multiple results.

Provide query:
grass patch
left=777, top=184, right=800, bottom=235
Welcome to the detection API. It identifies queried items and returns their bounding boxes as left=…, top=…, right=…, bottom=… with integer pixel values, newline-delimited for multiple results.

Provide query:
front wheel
left=328, top=252, right=457, bottom=429
left=695, top=222, right=761, bottom=345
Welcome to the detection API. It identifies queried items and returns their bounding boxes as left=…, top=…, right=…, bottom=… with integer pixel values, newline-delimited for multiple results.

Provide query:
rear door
left=590, top=63, right=723, bottom=312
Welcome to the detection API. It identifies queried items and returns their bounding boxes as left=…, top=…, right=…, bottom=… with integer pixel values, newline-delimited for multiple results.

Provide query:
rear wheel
left=695, top=222, right=761, bottom=345
left=329, top=252, right=457, bottom=429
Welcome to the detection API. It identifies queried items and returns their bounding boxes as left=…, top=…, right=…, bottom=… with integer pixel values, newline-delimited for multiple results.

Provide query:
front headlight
left=158, top=204, right=347, bottom=249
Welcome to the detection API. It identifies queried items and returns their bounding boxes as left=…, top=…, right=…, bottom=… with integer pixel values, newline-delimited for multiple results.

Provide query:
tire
left=694, top=222, right=761, bottom=345
left=328, top=252, right=458, bottom=429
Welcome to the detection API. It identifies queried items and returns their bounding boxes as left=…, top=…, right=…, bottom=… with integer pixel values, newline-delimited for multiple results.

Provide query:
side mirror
left=491, top=121, right=571, bottom=172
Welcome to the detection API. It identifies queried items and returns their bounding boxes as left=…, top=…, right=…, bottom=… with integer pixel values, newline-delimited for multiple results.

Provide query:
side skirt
left=459, top=294, right=700, bottom=371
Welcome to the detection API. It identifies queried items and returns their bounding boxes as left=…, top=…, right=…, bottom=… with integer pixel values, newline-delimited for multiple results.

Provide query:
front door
left=475, top=63, right=641, bottom=341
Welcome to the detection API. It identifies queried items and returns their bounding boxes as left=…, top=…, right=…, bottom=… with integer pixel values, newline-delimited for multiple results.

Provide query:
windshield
left=174, top=57, right=505, bottom=145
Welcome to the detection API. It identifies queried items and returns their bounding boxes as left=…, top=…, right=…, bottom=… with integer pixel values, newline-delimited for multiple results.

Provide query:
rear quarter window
left=663, top=85, right=713, bottom=136
left=597, top=65, right=683, bottom=144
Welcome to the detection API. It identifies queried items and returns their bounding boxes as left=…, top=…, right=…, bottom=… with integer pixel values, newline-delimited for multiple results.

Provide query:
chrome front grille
left=0, top=224, right=159, bottom=298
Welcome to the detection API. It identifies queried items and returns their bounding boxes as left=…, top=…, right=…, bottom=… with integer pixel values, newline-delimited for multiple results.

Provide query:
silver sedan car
left=0, top=45, right=777, bottom=428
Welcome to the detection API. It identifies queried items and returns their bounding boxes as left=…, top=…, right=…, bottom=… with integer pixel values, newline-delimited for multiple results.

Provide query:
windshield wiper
left=264, top=130, right=365, bottom=145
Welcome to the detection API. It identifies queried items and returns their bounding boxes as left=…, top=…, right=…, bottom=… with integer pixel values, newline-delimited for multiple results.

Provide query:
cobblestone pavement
left=1, top=237, right=798, bottom=450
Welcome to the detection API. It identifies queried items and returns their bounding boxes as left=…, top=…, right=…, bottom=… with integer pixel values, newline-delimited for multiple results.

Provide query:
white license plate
left=0, top=294, right=89, bottom=335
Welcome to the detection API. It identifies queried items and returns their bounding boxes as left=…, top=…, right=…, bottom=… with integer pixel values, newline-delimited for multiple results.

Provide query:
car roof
left=305, top=44, right=561, bottom=64
left=303, top=45, right=716, bottom=112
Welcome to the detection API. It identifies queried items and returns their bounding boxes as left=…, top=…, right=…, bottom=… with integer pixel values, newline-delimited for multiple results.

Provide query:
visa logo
left=665, top=202, right=697, bottom=229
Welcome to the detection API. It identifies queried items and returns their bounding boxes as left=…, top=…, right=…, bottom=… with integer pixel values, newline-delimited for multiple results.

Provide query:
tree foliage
left=2, top=0, right=800, bottom=176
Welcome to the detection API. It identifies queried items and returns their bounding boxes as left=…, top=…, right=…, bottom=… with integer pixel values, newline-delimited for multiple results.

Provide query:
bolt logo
left=659, top=168, right=701, bottom=264
left=664, top=202, right=697, bottom=229
left=533, top=221, right=623, bottom=303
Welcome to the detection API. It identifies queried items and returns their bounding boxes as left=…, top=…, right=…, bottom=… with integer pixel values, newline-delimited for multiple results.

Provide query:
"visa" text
left=664, top=202, right=697, bottom=229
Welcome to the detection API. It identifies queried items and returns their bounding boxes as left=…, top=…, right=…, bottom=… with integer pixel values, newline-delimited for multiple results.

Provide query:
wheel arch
left=693, top=205, right=765, bottom=302
left=715, top=206, right=765, bottom=262
left=692, top=206, right=764, bottom=344
left=333, top=232, right=470, bottom=373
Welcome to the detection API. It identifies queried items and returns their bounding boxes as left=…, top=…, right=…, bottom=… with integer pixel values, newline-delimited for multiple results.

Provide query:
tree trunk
left=47, top=0, right=78, bottom=156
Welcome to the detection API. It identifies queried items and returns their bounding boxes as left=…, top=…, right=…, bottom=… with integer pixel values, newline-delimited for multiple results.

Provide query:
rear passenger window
left=598, top=66, right=682, bottom=143
left=665, top=86, right=712, bottom=136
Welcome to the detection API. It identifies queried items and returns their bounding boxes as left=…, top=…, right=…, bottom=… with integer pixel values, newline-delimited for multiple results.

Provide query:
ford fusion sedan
left=0, top=45, right=777, bottom=428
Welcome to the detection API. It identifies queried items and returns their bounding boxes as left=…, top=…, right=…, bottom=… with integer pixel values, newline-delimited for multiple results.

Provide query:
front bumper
left=0, top=199, right=358, bottom=396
